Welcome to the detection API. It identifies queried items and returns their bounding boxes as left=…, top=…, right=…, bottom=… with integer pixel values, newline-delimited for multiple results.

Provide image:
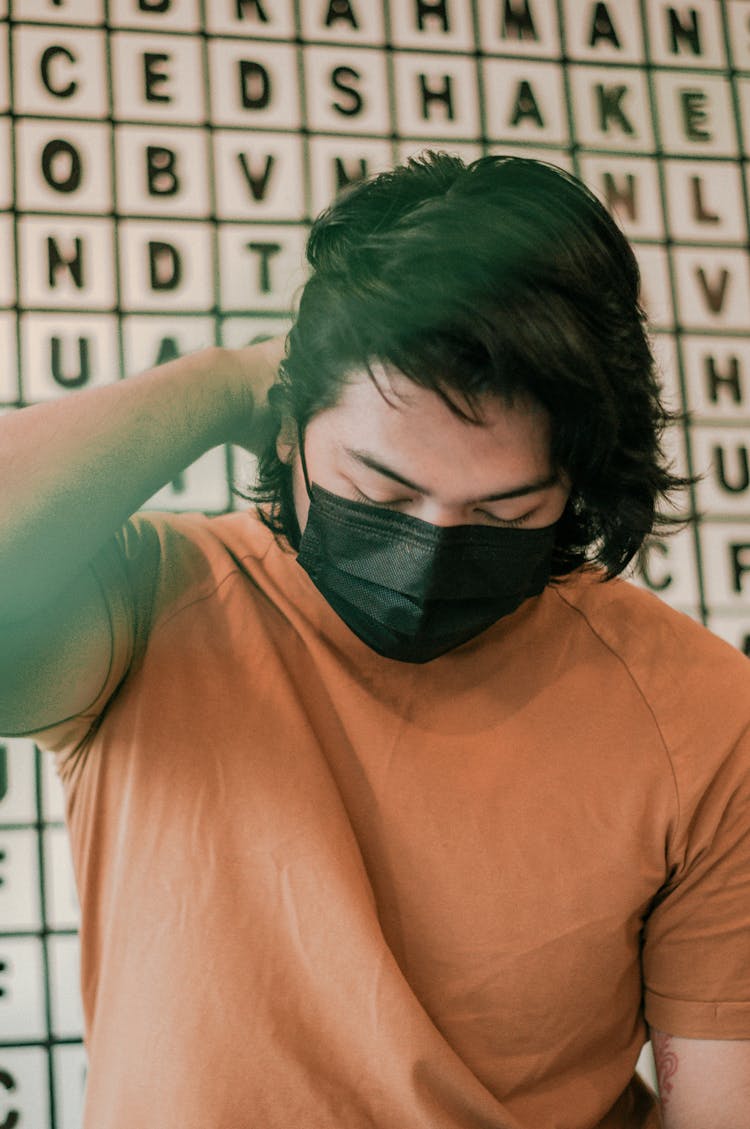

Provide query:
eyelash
left=350, top=487, right=533, bottom=527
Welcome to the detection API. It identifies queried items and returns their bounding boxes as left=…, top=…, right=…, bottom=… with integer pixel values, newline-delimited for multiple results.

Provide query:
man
left=1, top=152, right=748, bottom=1128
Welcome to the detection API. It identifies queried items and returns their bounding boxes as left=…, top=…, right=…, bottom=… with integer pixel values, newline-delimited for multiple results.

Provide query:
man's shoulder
left=551, top=566, right=749, bottom=698
left=103, top=506, right=283, bottom=637
left=127, top=506, right=274, bottom=558
left=120, top=506, right=279, bottom=586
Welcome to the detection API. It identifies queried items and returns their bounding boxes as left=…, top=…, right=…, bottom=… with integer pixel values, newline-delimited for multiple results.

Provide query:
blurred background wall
left=0, top=1, right=749, bottom=1124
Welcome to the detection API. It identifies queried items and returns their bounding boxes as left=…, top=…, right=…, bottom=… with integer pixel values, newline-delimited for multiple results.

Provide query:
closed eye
left=350, top=487, right=534, bottom=527
left=480, top=512, right=533, bottom=528
left=350, top=485, right=404, bottom=508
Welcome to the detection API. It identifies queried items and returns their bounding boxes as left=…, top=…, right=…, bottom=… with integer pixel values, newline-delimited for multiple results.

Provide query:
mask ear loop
left=296, top=419, right=314, bottom=501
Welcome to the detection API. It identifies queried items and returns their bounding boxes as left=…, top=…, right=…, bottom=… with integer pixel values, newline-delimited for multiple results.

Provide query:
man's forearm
left=0, top=345, right=268, bottom=623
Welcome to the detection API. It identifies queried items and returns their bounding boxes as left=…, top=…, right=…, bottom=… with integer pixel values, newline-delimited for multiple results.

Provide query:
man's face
left=277, top=363, right=571, bottom=538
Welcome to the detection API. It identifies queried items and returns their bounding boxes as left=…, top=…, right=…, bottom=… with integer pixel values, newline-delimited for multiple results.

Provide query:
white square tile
left=111, top=30, right=206, bottom=124
left=208, top=38, right=300, bottom=129
left=578, top=154, right=664, bottom=240
left=115, top=124, right=211, bottom=217
left=562, top=0, right=645, bottom=63
left=632, top=244, right=674, bottom=330
left=13, top=26, right=108, bottom=119
left=705, top=614, right=750, bottom=654
left=13, top=0, right=103, bottom=21
left=48, top=934, right=84, bottom=1039
left=0, top=215, right=15, bottom=309
left=649, top=331, right=682, bottom=417
left=569, top=65, right=654, bottom=152
left=0, top=116, right=11, bottom=208
left=663, top=159, right=746, bottom=242
left=0, top=936, right=46, bottom=1041
left=700, top=522, right=750, bottom=609
left=41, top=749, right=67, bottom=823
left=483, top=58, right=569, bottom=146
left=0, top=740, right=36, bottom=824
left=0, top=25, right=7, bottom=113
left=214, top=130, right=306, bottom=221
left=692, top=425, right=750, bottom=519
left=17, top=217, right=115, bottom=310
left=0, top=312, right=18, bottom=402
left=628, top=535, right=703, bottom=618
left=654, top=73, right=738, bottom=157
left=121, top=314, right=215, bottom=375
left=727, top=1, right=750, bottom=72
left=219, top=315, right=292, bottom=350
left=0, top=1046, right=50, bottom=1129
left=43, top=827, right=80, bottom=931
left=672, top=247, right=750, bottom=332
left=206, top=0, right=296, bottom=39
left=300, top=0, right=385, bottom=45
left=0, top=830, right=41, bottom=930
left=304, top=45, right=389, bottom=134
left=217, top=222, right=308, bottom=312
left=109, top=0, right=201, bottom=31
left=52, top=1042, right=88, bottom=1129
left=19, top=312, right=119, bottom=402
left=389, top=0, right=475, bottom=51
left=740, top=78, right=750, bottom=153
left=681, top=336, right=750, bottom=420
left=118, top=219, right=214, bottom=311
left=142, top=443, right=230, bottom=512
left=392, top=52, right=479, bottom=139
left=645, top=0, right=727, bottom=68
left=14, top=120, right=112, bottom=214
left=477, top=0, right=561, bottom=58
left=308, top=136, right=393, bottom=218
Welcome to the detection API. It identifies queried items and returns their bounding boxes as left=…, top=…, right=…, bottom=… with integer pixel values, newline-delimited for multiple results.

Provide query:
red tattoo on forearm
left=651, top=1030, right=679, bottom=1107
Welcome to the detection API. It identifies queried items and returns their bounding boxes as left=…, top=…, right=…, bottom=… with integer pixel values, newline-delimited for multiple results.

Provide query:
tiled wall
left=1, top=1, right=749, bottom=1124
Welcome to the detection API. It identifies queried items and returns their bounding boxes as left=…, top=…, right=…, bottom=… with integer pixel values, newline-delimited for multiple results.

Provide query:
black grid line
left=721, top=0, right=750, bottom=220
left=639, top=0, right=709, bottom=623
left=34, top=747, right=57, bottom=1129
left=555, top=0, right=578, bottom=177
left=7, top=9, right=21, bottom=402
left=469, top=0, right=488, bottom=153
left=103, top=0, right=125, bottom=401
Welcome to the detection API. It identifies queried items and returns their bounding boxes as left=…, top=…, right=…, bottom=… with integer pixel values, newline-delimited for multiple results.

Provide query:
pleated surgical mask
left=294, top=423, right=558, bottom=663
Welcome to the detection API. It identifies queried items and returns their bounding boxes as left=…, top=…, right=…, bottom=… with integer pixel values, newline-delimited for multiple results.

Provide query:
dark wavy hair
left=232, top=150, right=694, bottom=579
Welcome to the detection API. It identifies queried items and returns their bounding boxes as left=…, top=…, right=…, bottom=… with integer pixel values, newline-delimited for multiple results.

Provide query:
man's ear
left=276, top=415, right=297, bottom=465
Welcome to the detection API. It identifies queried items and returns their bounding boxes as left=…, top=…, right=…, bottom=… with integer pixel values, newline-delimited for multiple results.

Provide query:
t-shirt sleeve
left=641, top=716, right=750, bottom=1039
left=27, top=513, right=166, bottom=767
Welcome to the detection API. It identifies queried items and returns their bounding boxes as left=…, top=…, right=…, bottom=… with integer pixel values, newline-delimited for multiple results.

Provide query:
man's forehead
left=342, top=359, right=541, bottom=418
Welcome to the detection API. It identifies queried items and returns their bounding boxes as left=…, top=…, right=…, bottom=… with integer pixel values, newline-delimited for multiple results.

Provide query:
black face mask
left=294, top=424, right=558, bottom=663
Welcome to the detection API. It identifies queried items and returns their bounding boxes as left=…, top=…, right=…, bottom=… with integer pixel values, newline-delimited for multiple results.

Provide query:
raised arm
left=0, top=337, right=284, bottom=736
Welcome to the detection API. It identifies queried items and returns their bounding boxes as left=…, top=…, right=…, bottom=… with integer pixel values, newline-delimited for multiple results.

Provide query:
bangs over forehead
left=233, top=150, right=693, bottom=576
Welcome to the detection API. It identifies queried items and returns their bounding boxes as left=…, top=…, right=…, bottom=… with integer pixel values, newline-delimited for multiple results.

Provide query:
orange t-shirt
left=29, top=508, right=750, bottom=1129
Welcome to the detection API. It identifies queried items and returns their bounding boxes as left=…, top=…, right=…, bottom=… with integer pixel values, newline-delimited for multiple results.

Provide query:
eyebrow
left=343, top=447, right=558, bottom=502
